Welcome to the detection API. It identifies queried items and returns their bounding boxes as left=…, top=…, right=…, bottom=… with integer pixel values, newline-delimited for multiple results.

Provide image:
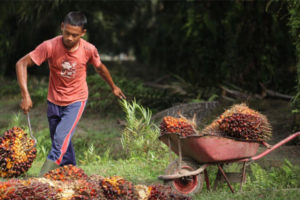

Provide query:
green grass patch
left=79, top=156, right=168, bottom=185
left=194, top=188, right=300, bottom=200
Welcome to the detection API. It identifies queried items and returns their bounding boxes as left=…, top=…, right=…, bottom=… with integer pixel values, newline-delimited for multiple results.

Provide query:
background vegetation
left=0, top=0, right=299, bottom=111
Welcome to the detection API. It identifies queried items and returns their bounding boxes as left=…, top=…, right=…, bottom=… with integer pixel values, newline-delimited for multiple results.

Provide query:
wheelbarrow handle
left=241, top=132, right=300, bottom=162
left=26, top=112, right=37, bottom=147
left=158, top=164, right=209, bottom=180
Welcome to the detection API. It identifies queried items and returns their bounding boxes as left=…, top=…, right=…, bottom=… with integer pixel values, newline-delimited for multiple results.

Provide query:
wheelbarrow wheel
left=164, top=157, right=204, bottom=195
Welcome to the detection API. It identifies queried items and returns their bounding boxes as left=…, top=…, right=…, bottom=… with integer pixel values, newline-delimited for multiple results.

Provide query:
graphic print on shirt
left=60, top=60, right=77, bottom=78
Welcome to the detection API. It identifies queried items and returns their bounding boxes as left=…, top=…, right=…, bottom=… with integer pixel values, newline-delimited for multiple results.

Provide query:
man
left=16, top=11, right=126, bottom=176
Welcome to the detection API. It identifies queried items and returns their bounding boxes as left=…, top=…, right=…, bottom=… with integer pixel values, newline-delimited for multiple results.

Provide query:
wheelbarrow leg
left=217, top=164, right=235, bottom=193
left=240, top=162, right=247, bottom=191
left=177, top=138, right=182, bottom=169
left=213, top=164, right=223, bottom=191
left=204, top=168, right=210, bottom=191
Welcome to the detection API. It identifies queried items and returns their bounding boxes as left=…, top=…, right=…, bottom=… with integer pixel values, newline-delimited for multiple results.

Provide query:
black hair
left=63, top=11, right=87, bottom=29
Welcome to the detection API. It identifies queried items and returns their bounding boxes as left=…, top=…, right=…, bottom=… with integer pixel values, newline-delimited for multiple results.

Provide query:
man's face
left=61, top=23, right=86, bottom=49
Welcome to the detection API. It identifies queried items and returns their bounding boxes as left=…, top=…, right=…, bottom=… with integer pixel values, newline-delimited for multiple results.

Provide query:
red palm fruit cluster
left=147, top=184, right=191, bottom=200
left=201, top=104, right=272, bottom=141
left=44, top=164, right=88, bottom=181
left=0, top=178, right=58, bottom=199
left=0, top=179, right=20, bottom=197
left=70, top=179, right=105, bottom=200
left=160, top=116, right=197, bottom=137
left=0, top=127, right=37, bottom=178
left=99, top=176, right=138, bottom=200
left=218, top=113, right=272, bottom=141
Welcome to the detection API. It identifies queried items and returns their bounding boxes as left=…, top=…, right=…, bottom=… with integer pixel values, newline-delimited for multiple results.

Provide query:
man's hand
left=20, top=95, right=33, bottom=114
left=112, top=86, right=126, bottom=99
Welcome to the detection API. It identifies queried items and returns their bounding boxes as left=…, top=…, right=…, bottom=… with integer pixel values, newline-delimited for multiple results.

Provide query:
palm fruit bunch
left=99, top=176, right=139, bottom=200
left=0, top=127, right=37, bottom=178
left=202, top=103, right=272, bottom=141
left=0, top=178, right=58, bottom=199
left=70, top=179, right=105, bottom=200
left=160, top=116, right=197, bottom=137
left=43, top=166, right=105, bottom=199
left=44, top=164, right=88, bottom=181
left=0, top=165, right=191, bottom=200
left=147, top=184, right=192, bottom=200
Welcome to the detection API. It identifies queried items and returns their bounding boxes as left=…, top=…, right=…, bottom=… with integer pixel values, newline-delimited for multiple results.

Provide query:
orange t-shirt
left=29, top=36, right=102, bottom=106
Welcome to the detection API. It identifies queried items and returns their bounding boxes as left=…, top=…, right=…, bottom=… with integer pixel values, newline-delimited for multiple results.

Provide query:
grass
left=25, top=156, right=168, bottom=185
left=194, top=188, right=300, bottom=200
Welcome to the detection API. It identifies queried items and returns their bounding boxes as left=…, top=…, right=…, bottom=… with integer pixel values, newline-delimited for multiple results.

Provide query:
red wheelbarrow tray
left=159, top=132, right=300, bottom=164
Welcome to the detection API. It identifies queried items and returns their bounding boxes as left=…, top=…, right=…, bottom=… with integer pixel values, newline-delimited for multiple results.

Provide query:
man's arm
left=94, top=63, right=126, bottom=99
left=16, top=54, right=36, bottom=113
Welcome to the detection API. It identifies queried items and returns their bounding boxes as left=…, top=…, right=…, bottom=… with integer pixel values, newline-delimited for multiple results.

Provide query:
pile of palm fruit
left=0, top=165, right=191, bottom=199
left=160, top=103, right=272, bottom=141
left=44, top=164, right=89, bottom=181
left=71, top=179, right=105, bottom=200
left=0, top=178, right=58, bottom=199
left=0, top=127, right=37, bottom=178
left=202, top=103, right=272, bottom=141
left=160, top=116, right=197, bottom=136
left=100, top=176, right=138, bottom=199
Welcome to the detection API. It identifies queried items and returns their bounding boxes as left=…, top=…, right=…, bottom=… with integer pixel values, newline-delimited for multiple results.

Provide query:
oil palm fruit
left=71, top=179, right=105, bottom=200
left=160, top=116, right=197, bottom=137
left=43, top=164, right=88, bottom=181
left=0, top=165, right=192, bottom=199
left=202, top=103, right=272, bottom=141
left=99, top=176, right=139, bottom=200
left=0, top=178, right=58, bottom=199
left=0, top=127, right=37, bottom=178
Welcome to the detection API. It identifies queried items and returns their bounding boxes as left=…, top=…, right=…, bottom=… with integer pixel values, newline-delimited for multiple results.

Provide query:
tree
left=287, top=0, right=300, bottom=124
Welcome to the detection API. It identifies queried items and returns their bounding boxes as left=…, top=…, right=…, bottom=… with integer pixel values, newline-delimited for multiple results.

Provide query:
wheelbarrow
left=158, top=132, right=300, bottom=195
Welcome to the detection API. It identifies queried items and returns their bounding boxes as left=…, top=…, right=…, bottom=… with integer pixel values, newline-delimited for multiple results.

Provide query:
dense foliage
left=287, top=0, right=300, bottom=114
left=0, top=0, right=299, bottom=111
left=130, top=0, right=297, bottom=93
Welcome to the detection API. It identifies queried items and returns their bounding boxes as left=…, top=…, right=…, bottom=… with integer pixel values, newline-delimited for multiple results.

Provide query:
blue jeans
left=47, top=100, right=87, bottom=166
